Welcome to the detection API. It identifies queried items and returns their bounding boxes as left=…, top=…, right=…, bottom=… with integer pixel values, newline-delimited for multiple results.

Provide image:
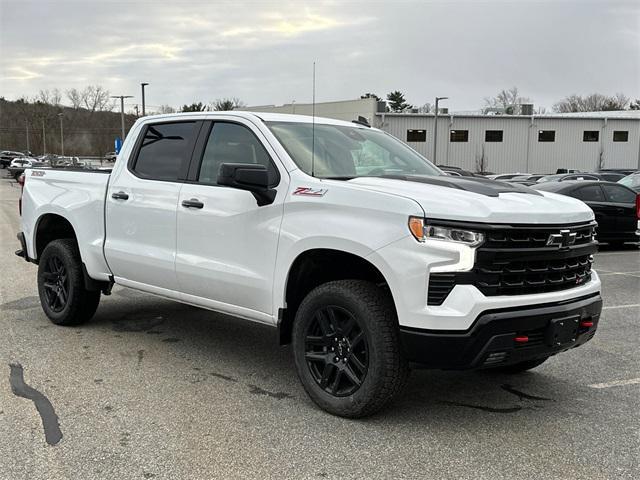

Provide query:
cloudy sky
left=1, top=0, right=638, bottom=112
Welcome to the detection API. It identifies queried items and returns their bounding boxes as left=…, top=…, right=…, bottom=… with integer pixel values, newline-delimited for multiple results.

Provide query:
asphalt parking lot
left=0, top=175, right=638, bottom=480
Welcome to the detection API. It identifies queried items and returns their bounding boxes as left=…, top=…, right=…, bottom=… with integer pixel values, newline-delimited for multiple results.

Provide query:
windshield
left=266, top=121, right=442, bottom=178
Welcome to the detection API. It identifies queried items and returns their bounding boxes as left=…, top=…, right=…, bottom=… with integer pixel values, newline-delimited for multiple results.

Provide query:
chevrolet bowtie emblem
left=546, top=229, right=577, bottom=248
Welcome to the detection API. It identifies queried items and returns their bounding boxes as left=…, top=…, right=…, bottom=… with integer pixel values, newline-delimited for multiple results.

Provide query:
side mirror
left=217, top=163, right=276, bottom=206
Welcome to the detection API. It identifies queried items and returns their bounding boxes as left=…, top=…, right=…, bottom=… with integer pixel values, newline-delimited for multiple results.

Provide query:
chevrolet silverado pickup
left=16, top=112, right=602, bottom=417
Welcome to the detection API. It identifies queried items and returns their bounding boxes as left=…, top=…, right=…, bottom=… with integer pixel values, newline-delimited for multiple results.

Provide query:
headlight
left=408, top=217, right=484, bottom=246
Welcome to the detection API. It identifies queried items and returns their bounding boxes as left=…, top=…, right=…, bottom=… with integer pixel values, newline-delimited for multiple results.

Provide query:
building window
left=485, top=130, right=503, bottom=142
left=406, top=129, right=426, bottom=142
left=450, top=130, right=468, bottom=142
left=613, top=131, right=629, bottom=142
left=583, top=131, right=599, bottom=142
left=538, top=130, right=555, bottom=142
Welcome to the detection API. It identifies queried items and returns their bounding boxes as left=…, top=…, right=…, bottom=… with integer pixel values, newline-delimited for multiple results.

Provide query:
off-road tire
left=37, top=239, right=100, bottom=326
left=292, top=280, right=409, bottom=418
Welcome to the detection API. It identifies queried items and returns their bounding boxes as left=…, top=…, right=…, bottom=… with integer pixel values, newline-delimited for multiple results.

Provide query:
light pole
left=433, top=96, right=448, bottom=165
left=141, top=83, right=149, bottom=116
left=111, top=95, right=134, bottom=140
left=25, top=120, right=30, bottom=153
left=57, top=113, right=64, bottom=156
left=42, top=119, right=46, bottom=155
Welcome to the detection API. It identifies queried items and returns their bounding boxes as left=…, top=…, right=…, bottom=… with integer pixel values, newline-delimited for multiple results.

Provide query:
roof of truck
left=136, top=111, right=372, bottom=129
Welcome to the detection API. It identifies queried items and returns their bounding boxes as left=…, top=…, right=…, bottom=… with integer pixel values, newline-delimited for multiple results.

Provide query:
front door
left=175, top=120, right=287, bottom=321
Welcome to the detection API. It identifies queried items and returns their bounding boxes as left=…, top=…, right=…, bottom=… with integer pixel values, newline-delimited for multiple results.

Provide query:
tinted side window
left=572, top=185, right=604, bottom=202
left=198, top=122, right=278, bottom=186
left=133, top=122, right=198, bottom=181
left=602, top=185, right=635, bottom=203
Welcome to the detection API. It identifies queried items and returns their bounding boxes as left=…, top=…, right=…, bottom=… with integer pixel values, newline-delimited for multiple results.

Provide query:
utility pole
left=25, top=120, right=30, bottom=152
left=433, top=96, right=448, bottom=164
left=141, top=83, right=149, bottom=116
left=42, top=119, right=46, bottom=155
left=111, top=95, right=134, bottom=140
left=57, top=113, right=64, bottom=156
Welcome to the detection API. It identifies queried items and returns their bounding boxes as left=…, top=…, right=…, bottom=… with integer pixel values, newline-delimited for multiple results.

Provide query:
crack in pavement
left=501, top=384, right=553, bottom=401
left=9, top=363, right=63, bottom=446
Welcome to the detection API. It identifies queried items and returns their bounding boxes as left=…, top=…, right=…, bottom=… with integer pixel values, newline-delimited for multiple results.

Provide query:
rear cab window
left=131, top=121, right=199, bottom=181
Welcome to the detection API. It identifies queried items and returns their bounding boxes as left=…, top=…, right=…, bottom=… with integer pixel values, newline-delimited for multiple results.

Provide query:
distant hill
left=0, top=98, right=137, bottom=156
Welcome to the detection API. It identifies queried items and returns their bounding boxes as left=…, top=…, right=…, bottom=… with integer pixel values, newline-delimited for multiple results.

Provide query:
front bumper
left=400, top=293, right=602, bottom=369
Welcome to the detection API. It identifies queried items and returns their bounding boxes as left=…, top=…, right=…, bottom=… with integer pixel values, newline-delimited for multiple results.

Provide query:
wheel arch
left=34, top=213, right=78, bottom=261
left=277, top=247, right=397, bottom=345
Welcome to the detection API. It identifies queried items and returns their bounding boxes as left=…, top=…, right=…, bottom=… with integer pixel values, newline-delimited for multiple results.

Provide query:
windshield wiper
left=318, top=176, right=356, bottom=180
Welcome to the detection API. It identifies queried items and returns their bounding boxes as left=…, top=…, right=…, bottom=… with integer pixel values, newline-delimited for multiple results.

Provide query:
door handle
left=181, top=198, right=204, bottom=209
left=111, top=191, right=129, bottom=200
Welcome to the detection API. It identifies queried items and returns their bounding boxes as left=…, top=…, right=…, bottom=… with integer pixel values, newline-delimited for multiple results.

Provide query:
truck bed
left=21, top=168, right=113, bottom=282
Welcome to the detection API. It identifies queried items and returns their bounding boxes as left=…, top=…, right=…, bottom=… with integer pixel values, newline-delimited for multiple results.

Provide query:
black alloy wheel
left=304, top=305, right=368, bottom=397
left=292, top=280, right=409, bottom=417
left=42, top=255, right=70, bottom=313
left=37, top=238, right=101, bottom=326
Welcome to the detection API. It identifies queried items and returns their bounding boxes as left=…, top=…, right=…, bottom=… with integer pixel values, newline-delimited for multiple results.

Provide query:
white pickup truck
left=16, top=112, right=602, bottom=417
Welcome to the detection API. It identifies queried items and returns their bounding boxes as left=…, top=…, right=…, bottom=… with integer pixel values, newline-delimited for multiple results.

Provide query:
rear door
left=600, top=184, right=637, bottom=236
left=570, top=184, right=615, bottom=236
left=104, top=120, right=202, bottom=291
left=175, top=119, right=287, bottom=320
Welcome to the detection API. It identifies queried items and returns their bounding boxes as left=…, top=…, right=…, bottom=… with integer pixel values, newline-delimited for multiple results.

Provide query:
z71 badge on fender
left=292, top=187, right=328, bottom=197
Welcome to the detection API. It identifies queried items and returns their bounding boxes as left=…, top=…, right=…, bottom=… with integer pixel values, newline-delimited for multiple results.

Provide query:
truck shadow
left=86, top=289, right=585, bottom=425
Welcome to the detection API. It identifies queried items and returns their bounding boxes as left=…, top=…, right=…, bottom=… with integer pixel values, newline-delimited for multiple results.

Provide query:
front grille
left=427, top=222, right=597, bottom=305
left=472, top=254, right=593, bottom=296
left=484, top=223, right=595, bottom=249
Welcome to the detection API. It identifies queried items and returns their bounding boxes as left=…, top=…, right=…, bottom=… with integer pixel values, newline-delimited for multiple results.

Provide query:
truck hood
left=346, top=175, right=594, bottom=224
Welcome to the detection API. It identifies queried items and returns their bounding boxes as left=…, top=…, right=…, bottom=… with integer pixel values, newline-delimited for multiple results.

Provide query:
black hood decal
left=377, top=174, right=542, bottom=197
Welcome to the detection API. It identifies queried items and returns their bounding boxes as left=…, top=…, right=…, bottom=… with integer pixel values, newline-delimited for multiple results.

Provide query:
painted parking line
left=594, top=251, right=640, bottom=256
left=602, top=303, right=640, bottom=310
left=588, top=378, right=640, bottom=389
left=597, top=271, right=640, bottom=276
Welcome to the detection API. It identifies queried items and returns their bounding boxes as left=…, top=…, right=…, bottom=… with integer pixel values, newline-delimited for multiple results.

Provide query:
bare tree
left=484, top=86, right=530, bottom=114
left=36, top=88, right=62, bottom=106
left=158, top=104, right=176, bottom=114
left=417, top=102, right=433, bottom=113
left=66, top=88, right=86, bottom=109
left=83, top=85, right=113, bottom=112
left=212, top=97, right=246, bottom=111
left=553, top=93, right=630, bottom=112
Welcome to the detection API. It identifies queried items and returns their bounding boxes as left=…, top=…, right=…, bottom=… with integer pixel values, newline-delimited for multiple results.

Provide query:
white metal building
left=245, top=99, right=640, bottom=173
